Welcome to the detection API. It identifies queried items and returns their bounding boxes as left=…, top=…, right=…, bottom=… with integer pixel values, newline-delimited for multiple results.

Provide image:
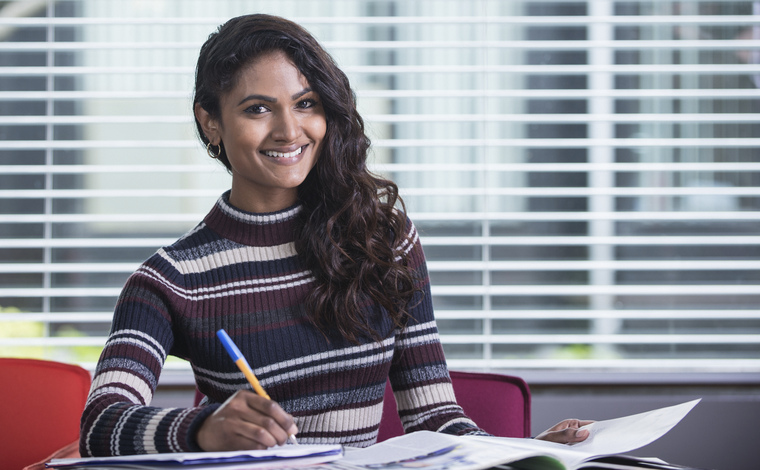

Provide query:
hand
left=196, top=390, right=298, bottom=451
left=534, top=418, right=594, bottom=444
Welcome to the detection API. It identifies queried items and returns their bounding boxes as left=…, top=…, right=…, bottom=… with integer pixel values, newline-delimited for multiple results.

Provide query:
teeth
left=265, top=146, right=303, bottom=158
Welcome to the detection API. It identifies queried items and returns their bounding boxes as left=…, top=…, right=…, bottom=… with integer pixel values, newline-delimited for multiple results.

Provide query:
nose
left=271, top=110, right=300, bottom=142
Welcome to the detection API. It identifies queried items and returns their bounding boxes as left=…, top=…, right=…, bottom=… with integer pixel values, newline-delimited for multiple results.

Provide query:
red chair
left=377, top=370, right=531, bottom=441
left=0, top=358, right=90, bottom=470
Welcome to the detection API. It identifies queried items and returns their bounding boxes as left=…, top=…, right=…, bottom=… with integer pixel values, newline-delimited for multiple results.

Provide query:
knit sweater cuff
left=439, top=420, right=491, bottom=437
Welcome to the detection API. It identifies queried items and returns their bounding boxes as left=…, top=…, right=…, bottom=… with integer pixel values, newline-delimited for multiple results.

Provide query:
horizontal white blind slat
left=427, top=285, right=759, bottom=296
left=1, top=15, right=759, bottom=26
left=2, top=259, right=757, bottom=274
left=5, top=113, right=760, bottom=125
left=4, top=138, right=760, bottom=150
left=2, top=212, right=758, bottom=223
left=5, top=163, right=760, bottom=174
left=3, top=64, right=760, bottom=75
left=432, top=310, right=760, bottom=320
left=1, top=309, right=758, bottom=323
left=1, top=235, right=755, bottom=249
left=2, top=284, right=757, bottom=298
left=3, top=89, right=760, bottom=100
left=4, top=187, right=760, bottom=198
left=2, top=39, right=759, bottom=51
left=442, top=334, right=760, bottom=345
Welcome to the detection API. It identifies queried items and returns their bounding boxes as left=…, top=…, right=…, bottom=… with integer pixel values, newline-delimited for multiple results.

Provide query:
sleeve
left=387, top=221, right=490, bottom=437
left=79, top=256, right=218, bottom=456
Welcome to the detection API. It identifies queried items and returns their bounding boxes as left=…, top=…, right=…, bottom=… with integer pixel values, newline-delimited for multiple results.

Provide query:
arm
left=79, top=261, right=216, bottom=456
left=389, top=224, right=589, bottom=444
left=388, top=222, right=487, bottom=437
left=80, top=255, right=298, bottom=456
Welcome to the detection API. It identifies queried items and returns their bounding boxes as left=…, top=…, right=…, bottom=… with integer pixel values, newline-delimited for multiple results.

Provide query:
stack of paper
left=48, top=399, right=705, bottom=470
left=47, top=444, right=343, bottom=470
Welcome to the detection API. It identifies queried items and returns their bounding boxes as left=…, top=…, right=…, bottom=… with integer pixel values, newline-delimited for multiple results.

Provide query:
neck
left=228, top=186, right=298, bottom=214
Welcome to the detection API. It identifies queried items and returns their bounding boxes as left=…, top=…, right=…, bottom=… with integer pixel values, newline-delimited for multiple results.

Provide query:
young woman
left=80, top=14, right=590, bottom=456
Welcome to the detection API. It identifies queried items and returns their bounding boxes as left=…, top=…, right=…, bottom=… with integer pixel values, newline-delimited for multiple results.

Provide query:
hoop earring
left=206, top=141, right=222, bottom=159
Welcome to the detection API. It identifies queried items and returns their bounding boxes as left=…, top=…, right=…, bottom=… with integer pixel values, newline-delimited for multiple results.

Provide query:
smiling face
left=195, top=51, right=327, bottom=213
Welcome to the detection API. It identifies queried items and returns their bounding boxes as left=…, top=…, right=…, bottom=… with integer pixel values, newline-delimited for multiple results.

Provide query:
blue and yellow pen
left=216, top=328, right=298, bottom=445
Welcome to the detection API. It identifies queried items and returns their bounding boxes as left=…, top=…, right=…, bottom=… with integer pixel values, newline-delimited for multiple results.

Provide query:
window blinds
left=0, top=0, right=758, bottom=372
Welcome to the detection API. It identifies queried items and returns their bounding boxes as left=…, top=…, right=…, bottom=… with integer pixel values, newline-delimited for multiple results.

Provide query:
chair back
left=377, top=370, right=531, bottom=441
left=0, top=358, right=90, bottom=470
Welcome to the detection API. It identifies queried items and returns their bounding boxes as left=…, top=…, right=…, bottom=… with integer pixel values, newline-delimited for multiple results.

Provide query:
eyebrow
left=237, top=88, right=313, bottom=107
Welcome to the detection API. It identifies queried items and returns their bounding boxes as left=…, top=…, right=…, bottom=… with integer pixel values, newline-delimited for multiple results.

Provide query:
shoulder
left=156, top=222, right=242, bottom=266
left=393, top=210, right=423, bottom=257
left=129, top=221, right=240, bottom=283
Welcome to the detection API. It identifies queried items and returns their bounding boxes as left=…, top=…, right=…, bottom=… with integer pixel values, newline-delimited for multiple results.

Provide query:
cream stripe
left=140, top=263, right=311, bottom=294
left=111, top=404, right=139, bottom=455
left=157, top=242, right=298, bottom=275
left=297, top=401, right=384, bottom=436
left=394, top=382, right=457, bottom=413
left=396, top=331, right=441, bottom=349
left=262, top=347, right=394, bottom=387
left=405, top=404, right=464, bottom=429
left=168, top=408, right=194, bottom=452
left=255, top=336, right=395, bottom=376
left=194, top=376, right=249, bottom=393
left=109, top=328, right=167, bottom=359
left=218, top=197, right=301, bottom=224
left=396, top=224, right=419, bottom=256
left=91, top=370, right=153, bottom=405
left=401, top=320, right=437, bottom=334
left=85, top=385, right=141, bottom=409
left=436, top=417, right=480, bottom=432
left=135, top=265, right=314, bottom=301
left=195, top=346, right=393, bottom=391
left=191, top=364, right=247, bottom=381
left=142, top=408, right=175, bottom=454
left=107, top=337, right=164, bottom=365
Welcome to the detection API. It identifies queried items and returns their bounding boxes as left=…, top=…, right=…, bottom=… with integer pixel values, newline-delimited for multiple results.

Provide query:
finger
left=229, top=418, right=284, bottom=449
left=242, top=392, right=298, bottom=444
left=568, top=427, right=591, bottom=442
left=197, top=410, right=273, bottom=451
left=205, top=391, right=292, bottom=449
left=535, top=421, right=593, bottom=444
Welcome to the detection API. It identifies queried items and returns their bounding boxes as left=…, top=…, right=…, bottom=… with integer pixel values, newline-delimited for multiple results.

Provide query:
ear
left=194, top=103, right=221, bottom=145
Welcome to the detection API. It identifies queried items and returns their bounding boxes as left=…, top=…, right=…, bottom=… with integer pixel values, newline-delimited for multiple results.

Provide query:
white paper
left=339, top=432, right=546, bottom=470
left=569, top=398, right=701, bottom=455
left=51, top=400, right=700, bottom=470
left=340, top=399, right=701, bottom=470
left=48, top=444, right=343, bottom=469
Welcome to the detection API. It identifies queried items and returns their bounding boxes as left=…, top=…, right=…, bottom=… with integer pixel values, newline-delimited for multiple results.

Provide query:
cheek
left=309, top=114, right=327, bottom=142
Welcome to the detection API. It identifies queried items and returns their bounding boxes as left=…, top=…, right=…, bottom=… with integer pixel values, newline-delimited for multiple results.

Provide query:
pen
left=216, top=328, right=298, bottom=445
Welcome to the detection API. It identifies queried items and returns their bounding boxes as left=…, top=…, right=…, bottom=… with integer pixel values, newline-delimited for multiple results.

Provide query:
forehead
left=228, top=51, right=311, bottom=97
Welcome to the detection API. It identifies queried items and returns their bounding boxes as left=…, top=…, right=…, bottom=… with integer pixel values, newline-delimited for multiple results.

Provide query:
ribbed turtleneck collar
left=203, top=191, right=302, bottom=247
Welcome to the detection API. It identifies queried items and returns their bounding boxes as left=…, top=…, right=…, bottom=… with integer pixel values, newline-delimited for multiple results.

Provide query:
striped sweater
left=80, top=192, right=483, bottom=456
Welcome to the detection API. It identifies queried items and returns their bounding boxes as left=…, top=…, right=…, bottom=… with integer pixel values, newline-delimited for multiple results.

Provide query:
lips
left=263, top=145, right=305, bottom=158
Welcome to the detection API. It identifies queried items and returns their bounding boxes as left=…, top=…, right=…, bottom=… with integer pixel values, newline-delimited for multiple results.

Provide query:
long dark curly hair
left=193, top=14, right=418, bottom=343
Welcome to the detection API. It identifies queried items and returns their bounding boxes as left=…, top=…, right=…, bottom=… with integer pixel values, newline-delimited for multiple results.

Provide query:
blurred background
left=0, top=1, right=758, bottom=468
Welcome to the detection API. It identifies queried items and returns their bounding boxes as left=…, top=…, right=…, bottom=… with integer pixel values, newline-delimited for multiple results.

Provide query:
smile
left=263, top=146, right=304, bottom=158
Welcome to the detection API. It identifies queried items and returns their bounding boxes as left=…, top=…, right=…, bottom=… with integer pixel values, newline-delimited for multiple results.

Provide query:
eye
left=296, top=98, right=318, bottom=109
left=244, top=104, right=269, bottom=114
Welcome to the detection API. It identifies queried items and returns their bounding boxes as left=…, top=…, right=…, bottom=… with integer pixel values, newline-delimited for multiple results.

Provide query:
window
left=1, top=0, right=758, bottom=372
